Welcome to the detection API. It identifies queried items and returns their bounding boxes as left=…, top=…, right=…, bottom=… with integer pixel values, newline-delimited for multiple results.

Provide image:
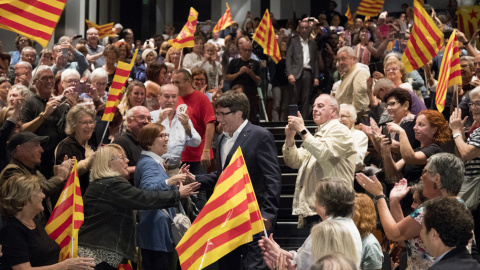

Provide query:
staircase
left=258, top=120, right=318, bottom=250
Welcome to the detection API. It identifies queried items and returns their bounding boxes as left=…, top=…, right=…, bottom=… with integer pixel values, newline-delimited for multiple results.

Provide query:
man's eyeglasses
left=468, top=101, right=480, bottom=108
left=215, top=111, right=234, bottom=117
left=39, top=76, right=55, bottom=82
left=131, top=115, right=152, bottom=122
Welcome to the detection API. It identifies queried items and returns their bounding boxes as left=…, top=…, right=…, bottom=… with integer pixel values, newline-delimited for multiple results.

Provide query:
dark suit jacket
left=286, top=35, right=319, bottom=80
left=197, top=121, right=281, bottom=224
left=429, top=246, right=480, bottom=270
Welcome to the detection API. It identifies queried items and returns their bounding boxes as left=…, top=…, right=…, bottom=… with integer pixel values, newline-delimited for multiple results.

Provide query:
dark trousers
left=141, top=248, right=172, bottom=270
left=293, top=69, right=313, bottom=119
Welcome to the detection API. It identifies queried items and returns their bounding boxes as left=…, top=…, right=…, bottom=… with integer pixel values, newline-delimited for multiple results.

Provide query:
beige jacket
left=336, top=63, right=370, bottom=114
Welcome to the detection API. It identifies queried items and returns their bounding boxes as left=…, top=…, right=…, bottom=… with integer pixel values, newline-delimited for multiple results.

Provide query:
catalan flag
left=401, top=0, right=443, bottom=73
left=0, top=0, right=66, bottom=47
left=252, top=9, right=281, bottom=64
left=436, top=29, right=462, bottom=112
left=85, top=19, right=116, bottom=39
left=457, top=6, right=480, bottom=46
left=168, top=7, right=198, bottom=49
left=356, top=0, right=384, bottom=17
left=176, top=147, right=264, bottom=270
left=345, top=5, right=353, bottom=25
left=102, top=49, right=138, bottom=122
left=213, top=3, right=233, bottom=34
left=45, top=160, right=83, bottom=261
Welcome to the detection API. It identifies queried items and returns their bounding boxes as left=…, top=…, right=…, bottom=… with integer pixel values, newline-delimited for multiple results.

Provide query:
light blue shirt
left=150, top=110, right=201, bottom=167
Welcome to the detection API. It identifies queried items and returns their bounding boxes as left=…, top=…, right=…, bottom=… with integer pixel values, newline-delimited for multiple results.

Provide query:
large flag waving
left=457, top=6, right=480, bottom=46
left=436, top=29, right=462, bottom=112
left=345, top=5, right=353, bottom=25
left=213, top=3, right=233, bottom=34
left=176, top=147, right=264, bottom=270
left=85, top=19, right=115, bottom=39
left=102, top=49, right=139, bottom=122
left=0, top=0, right=66, bottom=47
left=356, top=0, right=384, bottom=17
left=402, top=0, right=443, bottom=72
left=168, top=7, right=198, bottom=49
left=45, top=160, right=84, bottom=261
left=252, top=9, right=281, bottom=64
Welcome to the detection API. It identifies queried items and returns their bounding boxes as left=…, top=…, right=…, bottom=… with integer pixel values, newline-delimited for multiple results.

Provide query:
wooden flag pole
left=71, top=236, right=74, bottom=258
left=179, top=49, right=184, bottom=70
left=455, top=84, right=459, bottom=108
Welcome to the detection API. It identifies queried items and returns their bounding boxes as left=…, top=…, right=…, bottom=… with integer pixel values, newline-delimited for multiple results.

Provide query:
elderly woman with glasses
left=356, top=153, right=466, bottom=270
left=54, top=105, right=96, bottom=195
left=78, top=144, right=200, bottom=269
left=134, top=123, right=197, bottom=269
left=192, top=42, right=223, bottom=90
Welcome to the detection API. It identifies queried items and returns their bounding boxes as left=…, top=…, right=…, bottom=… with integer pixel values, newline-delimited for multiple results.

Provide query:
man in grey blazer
left=286, top=20, right=320, bottom=118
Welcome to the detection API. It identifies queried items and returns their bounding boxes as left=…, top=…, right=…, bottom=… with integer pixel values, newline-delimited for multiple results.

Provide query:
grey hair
left=321, top=94, right=339, bottom=116
left=61, top=69, right=80, bottom=82
left=374, top=78, right=395, bottom=92
left=15, top=61, right=32, bottom=70
left=337, top=46, right=355, bottom=58
left=33, top=65, right=51, bottom=80
left=469, top=86, right=480, bottom=100
left=89, top=68, right=108, bottom=82
left=427, top=153, right=465, bottom=196
left=384, top=52, right=402, bottom=62
left=21, top=46, right=36, bottom=55
left=340, top=104, right=357, bottom=122
left=114, top=23, right=123, bottom=30
left=10, top=84, right=33, bottom=100
left=126, top=105, right=147, bottom=118
left=65, top=105, right=96, bottom=136
left=58, top=36, right=72, bottom=44
left=141, top=48, right=157, bottom=61
left=461, top=56, right=475, bottom=70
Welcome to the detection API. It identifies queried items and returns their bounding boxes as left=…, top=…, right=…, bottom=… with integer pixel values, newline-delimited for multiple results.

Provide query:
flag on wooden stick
left=168, top=7, right=198, bottom=49
left=401, top=0, right=444, bottom=72
left=176, top=147, right=265, bottom=270
left=213, top=3, right=233, bottom=34
left=45, top=160, right=83, bottom=261
left=0, top=0, right=67, bottom=47
left=252, top=9, right=281, bottom=63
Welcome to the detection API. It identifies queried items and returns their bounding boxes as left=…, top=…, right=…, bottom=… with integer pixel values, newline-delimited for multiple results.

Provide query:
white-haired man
left=335, top=46, right=370, bottom=117
left=339, top=103, right=368, bottom=172
left=283, top=94, right=356, bottom=228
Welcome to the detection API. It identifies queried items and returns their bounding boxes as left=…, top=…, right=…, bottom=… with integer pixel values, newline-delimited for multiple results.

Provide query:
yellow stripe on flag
left=252, top=9, right=281, bottom=63
left=168, top=7, right=198, bottom=49
left=213, top=3, right=233, bottom=34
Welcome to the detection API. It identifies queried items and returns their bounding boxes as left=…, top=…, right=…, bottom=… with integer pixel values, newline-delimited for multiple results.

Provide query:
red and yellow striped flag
left=457, top=6, right=480, bottom=46
left=168, top=7, right=198, bottom=49
left=436, top=29, right=462, bottom=112
left=0, top=0, right=66, bottom=47
left=213, top=3, right=233, bottom=34
left=85, top=19, right=116, bottom=39
left=176, top=147, right=264, bottom=270
left=356, top=0, right=384, bottom=17
left=401, top=0, right=443, bottom=73
left=102, top=49, right=138, bottom=122
left=345, top=5, right=353, bottom=25
left=252, top=9, right=281, bottom=63
left=45, top=160, right=83, bottom=261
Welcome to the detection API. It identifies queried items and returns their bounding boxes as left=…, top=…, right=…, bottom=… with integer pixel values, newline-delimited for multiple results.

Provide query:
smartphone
left=75, top=83, right=89, bottom=94
left=289, top=104, right=298, bottom=116
left=381, top=125, right=392, bottom=145
left=62, top=48, right=68, bottom=58
left=248, top=62, right=254, bottom=69
left=394, top=32, right=405, bottom=39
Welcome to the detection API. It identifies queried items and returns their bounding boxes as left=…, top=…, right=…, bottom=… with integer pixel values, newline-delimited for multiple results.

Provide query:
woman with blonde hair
left=165, top=47, right=181, bottom=69
left=311, top=220, right=358, bottom=263
left=118, top=81, right=146, bottom=116
left=353, top=194, right=383, bottom=270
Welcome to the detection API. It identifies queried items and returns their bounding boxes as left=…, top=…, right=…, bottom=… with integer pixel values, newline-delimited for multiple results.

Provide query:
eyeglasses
left=64, top=79, right=80, bottom=84
left=93, top=82, right=108, bottom=87
left=110, top=156, right=128, bottom=162
left=422, top=168, right=435, bottom=176
left=215, top=111, right=234, bottom=117
left=131, top=115, right=152, bottom=122
left=386, top=101, right=398, bottom=107
left=79, top=120, right=95, bottom=126
left=386, top=67, right=399, bottom=72
left=157, top=133, right=170, bottom=139
left=193, top=78, right=206, bottom=82
left=468, top=101, right=480, bottom=108
left=39, top=76, right=55, bottom=82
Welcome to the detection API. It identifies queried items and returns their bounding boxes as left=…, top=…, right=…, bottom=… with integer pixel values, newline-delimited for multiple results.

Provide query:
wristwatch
left=373, top=194, right=386, bottom=204
left=300, top=129, right=308, bottom=136
left=453, top=133, right=462, bottom=139
left=463, top=41, right=469, bottom=46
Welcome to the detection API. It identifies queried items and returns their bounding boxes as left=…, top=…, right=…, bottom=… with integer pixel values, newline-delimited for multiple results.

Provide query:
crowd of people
left=1, top=1, right=480, bottom=269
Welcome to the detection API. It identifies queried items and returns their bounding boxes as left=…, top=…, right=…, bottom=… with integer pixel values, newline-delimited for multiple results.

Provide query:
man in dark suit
left=421, top=197, right=480, bottom=269
left=197, top=90, right=281, bottom=270
left=286, top=20, right=320, bottom=119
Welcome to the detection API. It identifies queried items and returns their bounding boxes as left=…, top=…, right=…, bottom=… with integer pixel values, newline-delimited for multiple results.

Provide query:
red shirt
left=179, top=91, right=216, bottom=162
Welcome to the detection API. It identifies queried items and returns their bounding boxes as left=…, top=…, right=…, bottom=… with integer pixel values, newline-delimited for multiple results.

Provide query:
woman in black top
left=0, top=174, right=94, bottom=269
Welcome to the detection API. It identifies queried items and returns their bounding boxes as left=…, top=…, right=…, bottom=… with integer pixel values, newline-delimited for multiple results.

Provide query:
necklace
left=17, top=218, right=36, bottom=229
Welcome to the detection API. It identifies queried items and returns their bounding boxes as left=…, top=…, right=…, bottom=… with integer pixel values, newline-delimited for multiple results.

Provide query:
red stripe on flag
left=469, top=21, right=475, bottom=39
left=103, top=106, right=119, bottom=115
left=0, top=4, right=57, bottom=28
left=414, top=8, right=442, bottom=46
left=0, top=17, right=50, bottom=40
left=179, top=221, right=252, bottom=269
left=250, top=210, right=262, bottom=222
left=216, top=156, right=245, bottom=185
left=48, top=195, right=74, bottom=221
left=18, top=0, right=64, bottom=15
left=48, top=214, right=73, bottom=239
left=176, top=198, right=249, bottom=253
left=115, top=68, right=132, bottom=77
left=110, top=81, right=126, bottom=89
